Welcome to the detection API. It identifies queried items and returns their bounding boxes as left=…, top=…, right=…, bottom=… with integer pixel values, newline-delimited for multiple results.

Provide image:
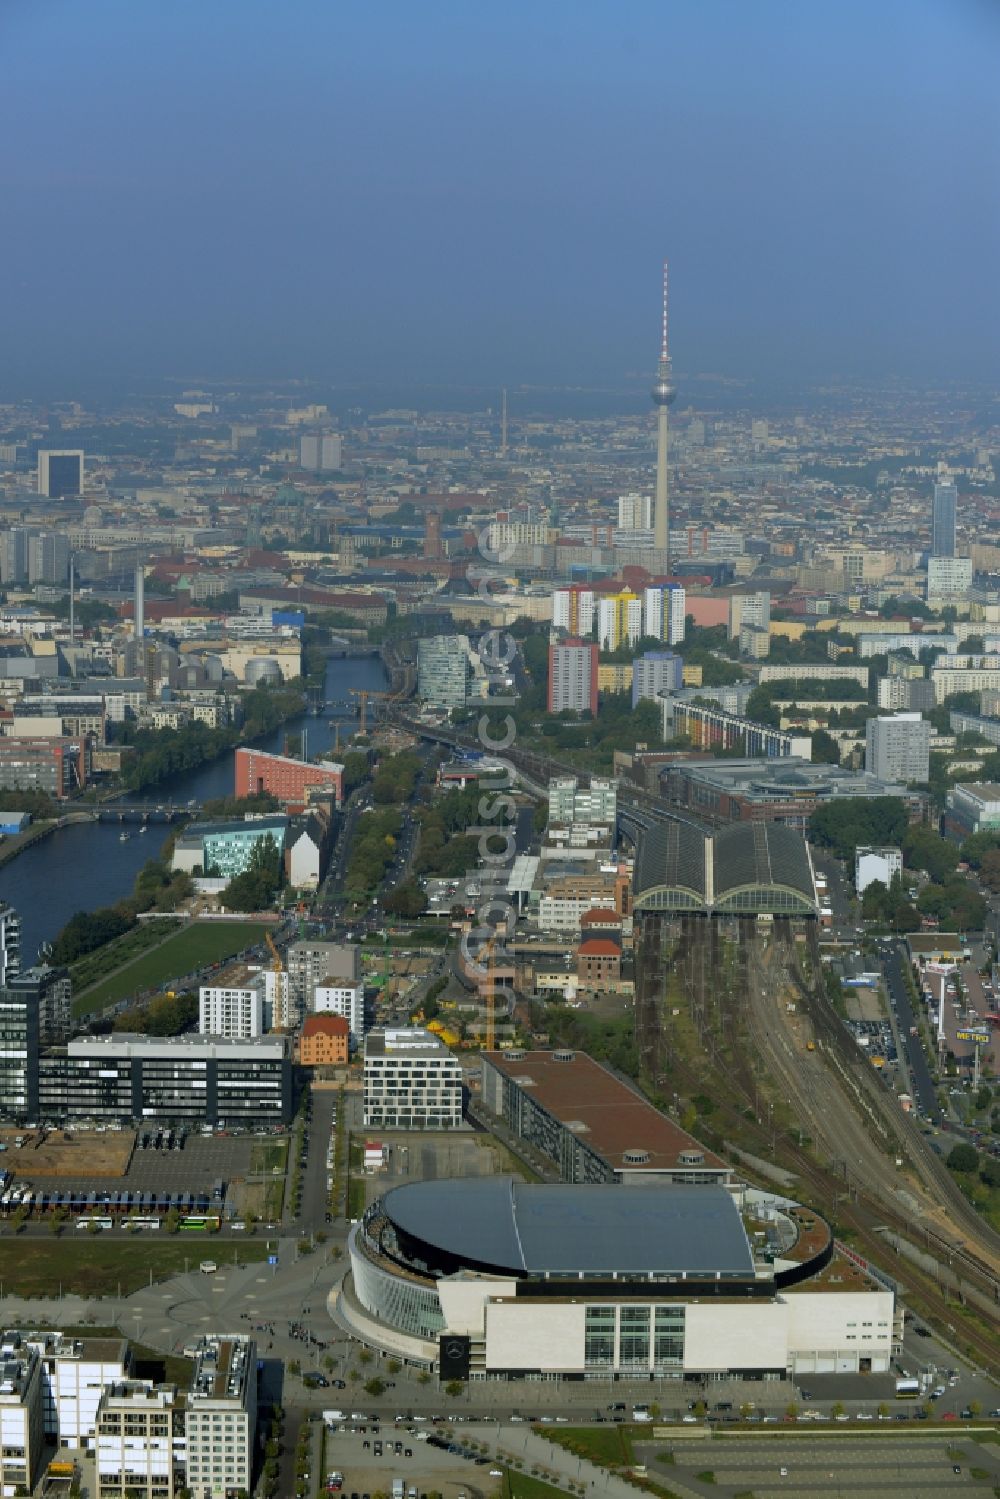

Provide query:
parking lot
left=320, top=1424, right=502, bottom=1498
left=643, top=1432, right=1000, bottom=1497
left=2, top=1131, right=267, bottom=1219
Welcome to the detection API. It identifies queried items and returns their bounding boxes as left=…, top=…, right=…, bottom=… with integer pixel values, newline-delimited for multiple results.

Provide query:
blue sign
left=268, top=1255, right=278, bottom=1266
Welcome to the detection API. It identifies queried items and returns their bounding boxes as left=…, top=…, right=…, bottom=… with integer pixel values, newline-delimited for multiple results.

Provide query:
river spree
left=0, top=654, right=388, bottom=965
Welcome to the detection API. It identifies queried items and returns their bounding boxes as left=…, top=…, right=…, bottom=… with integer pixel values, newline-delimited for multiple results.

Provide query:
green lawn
left=70, top=919, right=177, bottom=992
left=539, top=1426, right=634, bottom=1466
left=72, top=920, right=270, bottom=1014
left=250, top=1138, right=289, bottom=1175
left=503, top=1473, right=572, bottom=1499
left=0, top=1237, right=268, bottom=1296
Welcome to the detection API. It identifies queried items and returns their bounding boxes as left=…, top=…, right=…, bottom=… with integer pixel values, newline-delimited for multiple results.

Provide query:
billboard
left=439, top=1334, right=470, bottom=1380
left=956, top=1029, right=990, bottom=1045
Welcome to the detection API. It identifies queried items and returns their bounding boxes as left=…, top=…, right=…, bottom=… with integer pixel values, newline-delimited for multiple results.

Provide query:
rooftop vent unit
left=506, top=1048, right=525, bottom=1060
left=622, top=1149, right=651, bottom=1165
left=552, top=1049, right=575, bottom=1062
left=678, top=1150, right=705, bottom=1166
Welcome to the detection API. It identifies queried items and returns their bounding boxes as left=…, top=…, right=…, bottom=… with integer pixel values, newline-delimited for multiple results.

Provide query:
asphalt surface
left=881, top=940, right=941, bottom=1120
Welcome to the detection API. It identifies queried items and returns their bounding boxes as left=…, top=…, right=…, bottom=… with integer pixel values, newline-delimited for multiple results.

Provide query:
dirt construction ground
left=0, top=1128, right=134, bottom=1177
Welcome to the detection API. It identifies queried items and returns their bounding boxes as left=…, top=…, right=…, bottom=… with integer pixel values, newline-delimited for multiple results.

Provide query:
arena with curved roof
left=335, top=1177, right=895, bottom=1382
left=632, top=819, right=818, bottom=916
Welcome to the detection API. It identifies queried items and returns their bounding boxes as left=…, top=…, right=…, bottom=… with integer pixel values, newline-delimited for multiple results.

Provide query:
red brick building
left=576, top=937, right=622, bottom=985
left=235, top=747, right=343, bottom=809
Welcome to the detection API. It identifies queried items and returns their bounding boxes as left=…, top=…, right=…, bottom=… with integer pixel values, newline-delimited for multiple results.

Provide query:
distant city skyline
left=1, top=0, right=998, bottom=395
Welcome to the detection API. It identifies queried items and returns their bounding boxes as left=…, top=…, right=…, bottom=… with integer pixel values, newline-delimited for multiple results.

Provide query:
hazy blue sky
left=2, top=0, right=998, bottom=394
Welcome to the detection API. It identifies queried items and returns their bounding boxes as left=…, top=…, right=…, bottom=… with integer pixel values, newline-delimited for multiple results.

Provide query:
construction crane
left=266, top=930, right=283, bottom=977
left=348, top=688, right=394, bottom=736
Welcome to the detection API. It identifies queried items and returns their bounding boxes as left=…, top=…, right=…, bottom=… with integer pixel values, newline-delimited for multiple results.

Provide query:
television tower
left=651, top=259, right=677, bottom=557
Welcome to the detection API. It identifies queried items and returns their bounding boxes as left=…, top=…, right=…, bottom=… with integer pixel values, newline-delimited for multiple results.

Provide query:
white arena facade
left=336, top=1178, right=898, bottom=1382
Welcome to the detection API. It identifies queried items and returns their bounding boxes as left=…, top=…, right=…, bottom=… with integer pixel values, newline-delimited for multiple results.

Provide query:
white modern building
left=865, top=712, right=931, bottom=784
left=855, top=846, right=903, bottom=894
left=363, top=1028, right=463, bottom=1130
left=728, top=591, right=770, bottom=639
left=30, top=1331, right=130, bottom=1450
left=547, top=776, right=617, bottom=827
left=0, top=1334, right=43, bottom=1496
left=927, top=555, right=973, bottom=601
left=198, top=966, right=264, bottom=1040
left=313, top=980, right=366, bottom=1045
left=94, top=1382, right=184, bottom=1499
left=551, top=586, right=596, bottom=637
left=184, top=1336, right=256, bottom=1499
left=617, top=492, right=652, bottom=530
left=643, top=584, right=686, bottom=645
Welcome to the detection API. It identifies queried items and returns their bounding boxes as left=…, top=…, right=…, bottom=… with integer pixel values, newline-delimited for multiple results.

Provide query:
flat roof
left=383, top=1178, right=752, bottom=1276
left=483, top=1050, right=727, bottom=1174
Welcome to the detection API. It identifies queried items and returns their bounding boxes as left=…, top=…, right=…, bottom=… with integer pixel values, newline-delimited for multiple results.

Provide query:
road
left=882, top=941, right=941, bottom=1120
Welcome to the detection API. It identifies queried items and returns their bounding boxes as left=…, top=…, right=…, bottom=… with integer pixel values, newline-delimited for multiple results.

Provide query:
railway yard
left=635, top=912, right=1000, bottom=1374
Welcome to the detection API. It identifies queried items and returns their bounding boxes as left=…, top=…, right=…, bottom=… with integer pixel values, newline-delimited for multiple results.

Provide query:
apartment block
left=0, top=1334, right=43, bottom=1497
left=865, top=712, right=930, bottom=784
left=547, top=639, right=598, bottom=715
left=198, top=965, right=264, bottom=1040
left=312, top=980, right=366, bottom=1044
left=363, top=1028, right=463, bottom=1130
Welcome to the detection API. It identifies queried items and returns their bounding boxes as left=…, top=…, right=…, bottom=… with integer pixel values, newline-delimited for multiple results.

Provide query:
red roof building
left=299, top=1013, right=349, bottom=1067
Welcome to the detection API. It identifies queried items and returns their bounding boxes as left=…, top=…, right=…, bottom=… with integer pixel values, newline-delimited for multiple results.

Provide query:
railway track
left=651, top=918, right=1000, bottom=1370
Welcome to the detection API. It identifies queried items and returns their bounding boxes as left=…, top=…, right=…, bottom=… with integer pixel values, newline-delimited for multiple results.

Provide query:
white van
left=199, top=1260, right=218, bottom=1274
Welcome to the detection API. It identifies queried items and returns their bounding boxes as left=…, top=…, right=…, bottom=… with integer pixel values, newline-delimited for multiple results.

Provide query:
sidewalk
left=464, top=1422, right=715, bottom=1499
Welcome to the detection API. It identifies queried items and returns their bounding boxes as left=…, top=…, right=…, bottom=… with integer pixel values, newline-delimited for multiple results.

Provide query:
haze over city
left=2, top=0, right=999, bottom=397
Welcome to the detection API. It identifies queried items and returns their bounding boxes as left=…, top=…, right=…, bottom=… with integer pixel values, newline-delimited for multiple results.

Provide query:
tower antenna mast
left=651, top=258, right=677, bottom=558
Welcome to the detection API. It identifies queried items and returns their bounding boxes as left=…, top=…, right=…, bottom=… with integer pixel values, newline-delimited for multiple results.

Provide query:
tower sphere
left=652, top=376, right=677, bottom=406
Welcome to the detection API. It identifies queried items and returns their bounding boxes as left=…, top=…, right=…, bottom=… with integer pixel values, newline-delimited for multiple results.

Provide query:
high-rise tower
left=651, top=260, right=677, bottom=557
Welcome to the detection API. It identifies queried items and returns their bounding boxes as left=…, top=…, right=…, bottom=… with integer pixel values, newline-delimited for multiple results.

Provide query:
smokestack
left=134, top=564, right=145, bottom=640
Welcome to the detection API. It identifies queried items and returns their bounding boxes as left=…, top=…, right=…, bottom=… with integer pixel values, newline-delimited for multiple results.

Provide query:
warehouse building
left=481, top=1049, right=730, bottom=1186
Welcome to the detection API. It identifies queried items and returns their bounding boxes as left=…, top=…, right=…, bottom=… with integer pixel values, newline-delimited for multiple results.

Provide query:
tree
left=384, top=882, right=427, bottom=919
left=902, top=826, right=959, bottom=884
left=444, top=1379, right=464, bottom=1398
left=364, top=1376, right=386, bottom=1397
left=811, top=729, right=842, bottom=765
left=808, top=797, right=908, bottom=861
left=947, top=1143, right=979, bottom=1173
left=223, top=834, right=284, bottom=912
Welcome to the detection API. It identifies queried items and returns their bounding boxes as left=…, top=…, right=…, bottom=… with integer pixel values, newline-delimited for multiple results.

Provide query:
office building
left=170, top=816, right=289, bottom=879
left=617, top=492, right=652, bottom=531
left=199, top=966, right=264, bottom=1040
left=299, top=1013, right=350, bottom=1067
left=945, top=783, right=1000, bottom=841
left=299, top=432, right=342, bottom=471
left=0, top=1335, right=44, bottom=1496
left=865, top=712, right=931, bottom=784
left=37, top=449, right=83, bottom=498
left=0, top=982, right=39, bottom=1121
left=37, top=1034, right=291, bottom=1128
left=29, top=1331, right=131, bottom=1451
left=643, top=584, right=686, bottom=645
left=184, top=1336, right=256, bottom=1499
left=931, top=476, right=957, bottom=558
left=94, top=1382, right=184, bottom=1499
left=927, top=555, right=972, bottom=600
left=659, top=757, right=922, bottom=831
left=417, top=635, right=471, bottom=708
left=29, top=531, right=70, bottom=584
left=235, top=746, right=343, bottom=809
left=312, top=980, right=366, bottom=1044
left=551, top=585, right=595, bottom=637
left=548, top=776, right=617, bottom=827
left=6, top=964, right=71, bottom=1045
left=0, top=903, right=21, bottom=988
left=363, top=1028, right=463, bottom=1130
left=547, top=638, right=598, bottom=715
left=596, top=590, right=643, bottom=651
left=0, top=736, right=86, bottom=798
